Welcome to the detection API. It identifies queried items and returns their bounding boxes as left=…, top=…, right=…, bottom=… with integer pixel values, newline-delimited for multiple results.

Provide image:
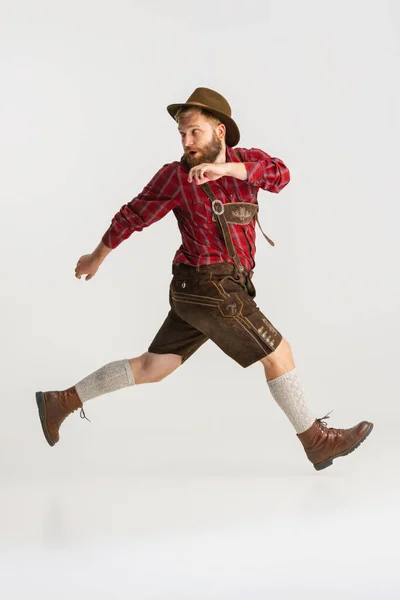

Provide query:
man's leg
left=75, top=351, right=182, bottom=402
left=36, top=352, right=182, bottom=446
left=259, top=338, right=316, bottom=434
left=128, top=352, right=182, bottom=384
left=163, top=263, right=374, bottom=471
left=36, top=271, right=208, bottom=447
left=260, top=338, right=373, bottom=470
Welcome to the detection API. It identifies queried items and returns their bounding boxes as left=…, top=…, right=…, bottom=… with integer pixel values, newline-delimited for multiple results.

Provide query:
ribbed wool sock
left=267, top=368, right=315, bottom=434
left=75, top=359, right=135, bottom=403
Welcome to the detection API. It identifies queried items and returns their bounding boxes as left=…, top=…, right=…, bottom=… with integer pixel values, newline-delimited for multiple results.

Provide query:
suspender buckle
left=212, top=199, right=224, bottom=215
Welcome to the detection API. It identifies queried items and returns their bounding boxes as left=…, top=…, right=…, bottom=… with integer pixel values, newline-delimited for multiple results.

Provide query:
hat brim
left=167, top=102, right=240, bottom=148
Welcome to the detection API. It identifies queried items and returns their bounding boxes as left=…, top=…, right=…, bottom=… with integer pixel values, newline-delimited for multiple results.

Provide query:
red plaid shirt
left=102, top=146, right=290, bottom=271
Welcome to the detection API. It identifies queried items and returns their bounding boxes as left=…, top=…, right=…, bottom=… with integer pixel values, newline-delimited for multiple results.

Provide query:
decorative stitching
left=231, top=207, right=254, bottom=221
left=211, top=280, right=229, bottom=299
left=242, top=314, right=277, bottom=350
left=233, top=317, right=269, bottom=352
left=217, top=293, right=244, bottom=319
left=171, top=297, right=220, bottom=308
left=172, top=291, right=223, bottom=302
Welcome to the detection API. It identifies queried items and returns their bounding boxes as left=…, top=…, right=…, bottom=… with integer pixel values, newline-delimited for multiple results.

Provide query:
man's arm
left=188, top=148, right=290, bottom=191
left=102, top=162, right=180, bottom=249
left=235, top=147, right=290, bottom=192
left=75, top=163, right=180, bottom=281
left=224, top=162, right=248, bottom=181
left=188, top=162, right=247, bottom=185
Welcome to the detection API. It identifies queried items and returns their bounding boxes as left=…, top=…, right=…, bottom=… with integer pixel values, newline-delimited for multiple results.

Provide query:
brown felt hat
left=167, top=87, right=240, bottom=147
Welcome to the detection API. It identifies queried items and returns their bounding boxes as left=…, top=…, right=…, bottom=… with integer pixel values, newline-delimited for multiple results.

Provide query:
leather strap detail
left=233, top=148, right=275, bottom=246
left=201, top=183, right=244, bottom=273
left=255, top=214, right=275, bottom=246
left=212, top=202, right=258, bottom=225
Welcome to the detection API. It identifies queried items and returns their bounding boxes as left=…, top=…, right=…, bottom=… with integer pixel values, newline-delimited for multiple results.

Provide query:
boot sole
left=314, top=422, right=374, bottom=471
left=35, top=392, right=56, bottom=447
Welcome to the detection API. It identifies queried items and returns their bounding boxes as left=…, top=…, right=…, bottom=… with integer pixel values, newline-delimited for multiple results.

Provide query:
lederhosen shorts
left=148, top=261, right=283, bottom=368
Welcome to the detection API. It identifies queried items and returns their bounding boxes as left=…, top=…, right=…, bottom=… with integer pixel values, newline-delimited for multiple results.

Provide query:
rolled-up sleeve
left=102, top=163, right=181, bottom=249
left=239, top=147, right=290, bottom=193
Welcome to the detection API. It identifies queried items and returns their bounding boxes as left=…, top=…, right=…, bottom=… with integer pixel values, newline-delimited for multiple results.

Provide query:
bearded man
left=36, top=87, right=373, bottom=470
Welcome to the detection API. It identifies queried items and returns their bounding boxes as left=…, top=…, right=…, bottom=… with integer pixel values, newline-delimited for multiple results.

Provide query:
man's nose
left=183, top=136, right=194, bottom=147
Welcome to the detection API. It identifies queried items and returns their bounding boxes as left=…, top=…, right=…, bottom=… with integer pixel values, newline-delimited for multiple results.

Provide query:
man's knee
left=259, top=337, right=292, bottom=367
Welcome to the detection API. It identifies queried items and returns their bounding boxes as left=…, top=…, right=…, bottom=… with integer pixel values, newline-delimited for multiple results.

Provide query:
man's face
left=178, top=110, right=223, bottom=168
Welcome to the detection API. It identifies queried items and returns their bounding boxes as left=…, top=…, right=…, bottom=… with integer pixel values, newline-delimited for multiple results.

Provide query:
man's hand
left=188, top=163, right=229, bottom=185
left=75, top=241, right=112, bottom=280
left=188, top=162, right=247, bottom=185
left=75, top=253, right=102, bottom=281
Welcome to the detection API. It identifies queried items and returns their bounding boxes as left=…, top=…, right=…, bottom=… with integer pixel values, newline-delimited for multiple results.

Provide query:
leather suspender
left=255, top=214, right=275, bottom=247
left=201, top=182, right=245, bottom=273
left=200, top=170, right=275, bottom=273
left=232, top=148, right=275, bottom=247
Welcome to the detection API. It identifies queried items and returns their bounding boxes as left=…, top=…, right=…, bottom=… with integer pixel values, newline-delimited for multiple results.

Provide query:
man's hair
left=175, top=106, right=222, bottom=129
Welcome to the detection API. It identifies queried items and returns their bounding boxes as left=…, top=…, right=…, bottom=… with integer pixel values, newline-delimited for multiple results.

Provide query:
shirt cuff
left=101, top=231, right=119, bottom=250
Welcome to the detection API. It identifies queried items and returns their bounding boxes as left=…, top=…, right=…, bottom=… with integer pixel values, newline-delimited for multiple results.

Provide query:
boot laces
left=316, top=410, right=345, bottom=438
left=80, top=407, right=91, bottom=422
left=316, top=410, right=339, bottom=437
left=316, top=410, right=333, bottom=428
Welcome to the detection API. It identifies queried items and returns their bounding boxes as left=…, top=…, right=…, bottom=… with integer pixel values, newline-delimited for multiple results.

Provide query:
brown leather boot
left=297, top=413, right=373, bottom=471
left=35, top=387, right=87, bottom=446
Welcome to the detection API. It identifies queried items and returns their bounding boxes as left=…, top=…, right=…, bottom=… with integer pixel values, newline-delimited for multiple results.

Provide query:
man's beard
left=184, top=133, right=223, bottom=168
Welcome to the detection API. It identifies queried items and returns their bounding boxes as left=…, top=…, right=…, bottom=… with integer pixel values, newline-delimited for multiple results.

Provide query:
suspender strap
left=233, top=149, right=275, bottom=247
left=255, top=214, right=275, bottom=247
left=201, top=183, right=245, bottom=273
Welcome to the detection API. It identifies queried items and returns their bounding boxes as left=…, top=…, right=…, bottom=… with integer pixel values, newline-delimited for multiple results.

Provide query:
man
left=36, top=87, right=373, bottom=470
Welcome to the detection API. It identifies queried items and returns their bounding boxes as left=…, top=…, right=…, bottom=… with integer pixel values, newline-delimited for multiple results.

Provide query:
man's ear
left=217, top=122, right=226, bottom=140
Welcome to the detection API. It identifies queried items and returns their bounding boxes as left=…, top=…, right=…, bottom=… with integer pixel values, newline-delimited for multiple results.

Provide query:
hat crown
left=186, top=88, right=232, bottom=117
left=166, top=87, right=240, bottom=147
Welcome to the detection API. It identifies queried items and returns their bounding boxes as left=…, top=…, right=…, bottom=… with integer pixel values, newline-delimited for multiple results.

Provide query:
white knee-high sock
left=267, top=368, right=315, bottom=434
left=75, top=359, right=135, bottom=403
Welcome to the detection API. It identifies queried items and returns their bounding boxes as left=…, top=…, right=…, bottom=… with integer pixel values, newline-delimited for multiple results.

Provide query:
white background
left=1, top=0, right=399, bottom=598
